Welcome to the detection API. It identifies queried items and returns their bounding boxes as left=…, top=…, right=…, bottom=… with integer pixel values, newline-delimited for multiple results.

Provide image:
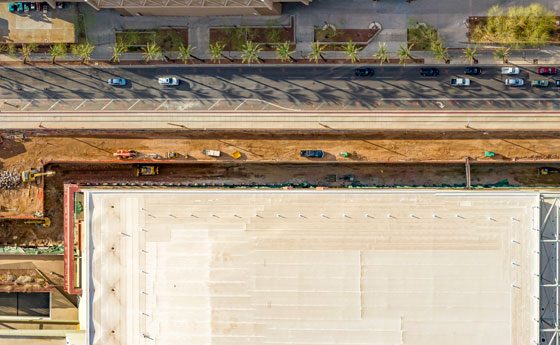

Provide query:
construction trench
left=3, top=129, right=560, bottom=248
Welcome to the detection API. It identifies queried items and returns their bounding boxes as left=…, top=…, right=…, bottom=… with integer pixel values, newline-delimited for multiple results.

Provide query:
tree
left=343, top=40, right=361, bottom=63
left=308, top=42, right=326, bottom=63
left=49, top=43, right=67, bottom=64
left=463, top=46, right=477, bottom=64
left=471, top=4, right=555, bottom=46
left=71, top=42, right=95, bottom=64
left=241, top=41, right=263, bottom=64
left=374, top=42, right=390, bottom=65
left=397, top=44, right=414, bottom=65
left=177, top=43, right=196, bottom=64
left=111, top=40, right=128, bottom=63
left=5, top=43, right=16, bottom=57
left=19, top=43, right=38, bottom=64
left=431, top=41, right=449, bottom=63
left=493, top=47, right=510, bottom=64
left=276, top=41, right=296, bottom=62
left=142, top=41, right=162, bottom=62
left=208, top=41, right=231, bottom=63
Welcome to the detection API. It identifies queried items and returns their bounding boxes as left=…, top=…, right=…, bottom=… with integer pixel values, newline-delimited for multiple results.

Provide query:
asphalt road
left=1, top=65, right=560, bottom=111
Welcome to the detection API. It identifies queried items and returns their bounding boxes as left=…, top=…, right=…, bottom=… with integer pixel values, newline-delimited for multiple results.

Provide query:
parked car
left=501, top=67, right=520, bottom=75
left=450, top=78, right=471, bottom=86
left=556, top=80, right=560, bottom=87
left=107, top=78, right=127, bottom=86
left=300, top=150, right=325, bottom=158
left=531, top=79, right=549, bottom=87
left=464, top=67, right=481, bottom=75
left=158, top=77, right=180, bottom=86
left=504, top=78, right=524, bottom=87
left=537, top=67, right=557, bottom=75
left=354, top=67, right=374, bottom=77
left=420, top=68, right=439, bottom=77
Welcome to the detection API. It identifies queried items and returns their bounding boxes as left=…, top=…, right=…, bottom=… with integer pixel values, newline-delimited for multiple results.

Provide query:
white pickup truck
left=501, top=67, right=520, bottom=75
left=450, top=78, right=471, bottom=86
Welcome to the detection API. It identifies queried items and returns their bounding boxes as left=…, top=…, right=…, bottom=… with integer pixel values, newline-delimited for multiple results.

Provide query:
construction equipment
left=167, top=151, right=179, bottom=159
left=113, top=150, right=137, bottom=159
left=339, top=151, right=350, bottom=158
left=136, top=165, right=159, bottom=177
left=484, top=151, right=495, bottom=158
left=538, top=167, right=560, bottom=175
left=21, top=169, right=55, bottom=183
left=232, top=151, right=242, bottom=159
left=203, top=149, right=221, bottom=157
left=24, top=217, right=51, bottom=228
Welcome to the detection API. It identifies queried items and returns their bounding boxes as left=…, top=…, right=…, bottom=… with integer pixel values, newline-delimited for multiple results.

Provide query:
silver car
left=158, top=77, right=180, bottom=86
left=504, top=78, right=524, bottom=87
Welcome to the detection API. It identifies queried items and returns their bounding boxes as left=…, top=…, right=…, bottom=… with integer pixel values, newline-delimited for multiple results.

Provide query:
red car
left=537, top=67, right=557, bottom=75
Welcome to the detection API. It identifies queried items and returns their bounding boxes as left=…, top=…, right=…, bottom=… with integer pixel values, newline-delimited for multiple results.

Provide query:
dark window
left=0, top=292, right=50, bottom=317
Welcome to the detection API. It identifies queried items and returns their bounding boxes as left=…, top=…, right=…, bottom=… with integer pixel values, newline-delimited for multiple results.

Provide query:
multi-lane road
left=1, top=64, right=560, bottom=130
left=1, top=65, right=559, bottom=111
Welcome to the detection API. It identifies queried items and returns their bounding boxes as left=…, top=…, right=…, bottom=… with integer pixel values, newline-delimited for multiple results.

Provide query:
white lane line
left=207, top=100, right=221, bottom=111
left=100, top=100, right=114, bottom=111
left=75, top=100, right=88, bottom=111
left=234, top=99, right=248, bottom=111
left=127, top=100, right=141, bottom=111
left=47, top=100, right=60, bottom=111
left=154, top=100, right=168, bottom=111
left=20, top=101, right=32, bottom=111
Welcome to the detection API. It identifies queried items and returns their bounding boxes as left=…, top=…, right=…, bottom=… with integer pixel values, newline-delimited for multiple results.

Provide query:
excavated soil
left=2, top=130, right=560, bottom=246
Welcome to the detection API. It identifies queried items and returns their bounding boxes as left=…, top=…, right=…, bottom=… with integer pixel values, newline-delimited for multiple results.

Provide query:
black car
left=420, top=68, right=439, bottom=77
left=464, top=67, right=482, bottom=75
left=300, top=150, right=325, bottom=158
left=355, top=67, right=374, bottom=77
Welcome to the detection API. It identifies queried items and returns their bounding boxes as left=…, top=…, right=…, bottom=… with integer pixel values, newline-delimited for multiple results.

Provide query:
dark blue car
left=300, top=150, right=325, bottom=158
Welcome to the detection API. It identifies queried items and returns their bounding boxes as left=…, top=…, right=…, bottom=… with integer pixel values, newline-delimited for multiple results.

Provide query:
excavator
left=21, top=169, right=56, bottom=183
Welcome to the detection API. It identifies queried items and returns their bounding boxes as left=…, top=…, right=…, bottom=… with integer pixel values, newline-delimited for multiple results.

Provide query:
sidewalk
left=3, top=110, right=560, bottom=131
left=2, top=0, right=559, bottom=65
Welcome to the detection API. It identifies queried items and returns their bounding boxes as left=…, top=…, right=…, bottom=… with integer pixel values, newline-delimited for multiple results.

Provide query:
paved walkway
left=3, top=0, right=560, bottom=64
left=3, top=110, right=560, bottom=131
left=75, top=0, right=560, bottom=63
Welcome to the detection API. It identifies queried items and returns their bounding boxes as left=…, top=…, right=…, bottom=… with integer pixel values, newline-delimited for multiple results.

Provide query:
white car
left=504, top=78, right=524, bottom=87
left=450, top=78, right=471, bottom=86
left=158, top=77, right=180, bottom=86
left=501, top=67, right=520, bottom=75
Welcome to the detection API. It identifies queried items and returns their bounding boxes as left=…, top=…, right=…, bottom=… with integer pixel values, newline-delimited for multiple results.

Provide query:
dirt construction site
left=3, top=129, right=560, bottom=247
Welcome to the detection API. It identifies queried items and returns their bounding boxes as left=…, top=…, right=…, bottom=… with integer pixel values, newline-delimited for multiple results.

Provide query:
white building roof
left=83, top=190, right=540, bottom=345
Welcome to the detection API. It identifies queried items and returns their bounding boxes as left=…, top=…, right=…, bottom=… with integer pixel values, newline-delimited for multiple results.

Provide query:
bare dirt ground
left=3, top=130, right=560, bottom=246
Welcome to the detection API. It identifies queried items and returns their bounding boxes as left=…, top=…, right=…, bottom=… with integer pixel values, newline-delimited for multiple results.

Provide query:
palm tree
left=19, top=43, right=38, bottom=64
left=463, top=47, right=476, bottom=65
left=111, top=40, right=128, bottom=63
left=208, top=41, right=232, bottom=63
left=48, top=43, right=67, bottom=64
left=241, top=41, right=263, bottom=64
left=374, top=42, right=390, bottom=65
left=177, top=44, right=198, bottom=64
left=276, top=41, right=296, bottom=62
left=397, top=44, right=414, bottom=65
left=142, top=41, right=162, bottom=62
left=71, top=42, right=95, bottom=64
left=493, top=47, right=510, bottom=64
left=308, top=42, right=326, bottom=63
left=431, top=41, right=449, bottom=63
left=463, top=46, right=477, bottom=64
left=343, top=40, right=361, bottom=63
